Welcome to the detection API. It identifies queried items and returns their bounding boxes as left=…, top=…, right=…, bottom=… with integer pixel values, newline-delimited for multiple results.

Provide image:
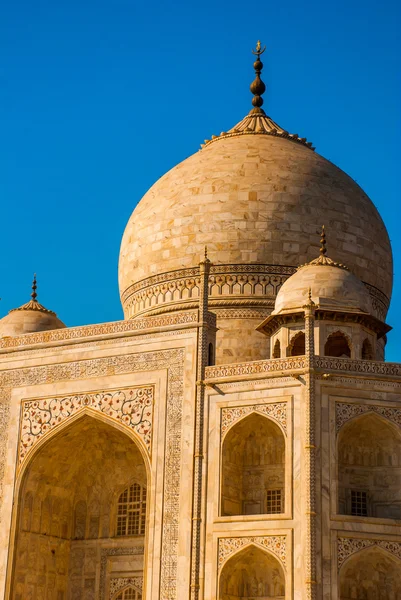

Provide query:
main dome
left=118, top=49, right=392, bottom=363
left=119, top=134, right=392, bottom=309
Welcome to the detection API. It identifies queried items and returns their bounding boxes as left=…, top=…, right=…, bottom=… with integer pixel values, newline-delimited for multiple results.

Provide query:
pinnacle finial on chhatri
left=320, top=225, right=327, bottom=257
left=298, top=225, right=349, bottom=270
left=31, top=273, right=38, bottom=302
left=250, top=40, right=267, bottom=114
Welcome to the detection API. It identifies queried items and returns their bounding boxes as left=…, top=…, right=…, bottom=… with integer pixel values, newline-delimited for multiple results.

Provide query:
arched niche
left=272, top=339, right=281, bottom=359
left=339, top=546, right=401, bottom=599
left=10, top=414, right=148, bottom=600
left=221, top=413, right=285, bottom=516
left=219, top=544, right=285, bottom=599
left=338, top=413, right=401, bottom=519
left=287, top=331, right=305, bottom=357
left=325, top=330, right=351, bottom=358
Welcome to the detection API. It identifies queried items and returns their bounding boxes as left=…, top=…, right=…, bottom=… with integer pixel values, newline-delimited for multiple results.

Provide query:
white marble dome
left=119, top=127, right=392, bottom=318
left=273, top=261, right=373, bottom=316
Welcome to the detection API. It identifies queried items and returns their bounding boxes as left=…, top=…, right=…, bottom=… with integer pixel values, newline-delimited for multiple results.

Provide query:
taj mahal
left=0, top=42, right=400, bottom=600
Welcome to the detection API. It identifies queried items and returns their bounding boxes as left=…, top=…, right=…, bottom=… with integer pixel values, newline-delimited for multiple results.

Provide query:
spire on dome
left=9, top=274, right=57, bottom=315
left=31, top=273, right=38, bottom=301
left=202, top=42, right=314, bottom=150
left=250, top=40, right=267, bottom=114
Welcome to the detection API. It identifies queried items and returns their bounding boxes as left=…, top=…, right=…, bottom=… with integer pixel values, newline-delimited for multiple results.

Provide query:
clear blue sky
left=1, top=0, right=400, bottom=360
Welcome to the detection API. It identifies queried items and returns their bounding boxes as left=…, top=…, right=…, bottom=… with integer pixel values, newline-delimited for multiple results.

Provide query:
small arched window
left=115, top=587, right=142, bottom=600
left=288, top=332, right=305, bottom=356
left=324, top=331, right=351, bottom=358
left=116, top=482, right=147, bottom=536
left=272, top=339, right=281, bottom=359
left=362, top=338, right=374, bottom=360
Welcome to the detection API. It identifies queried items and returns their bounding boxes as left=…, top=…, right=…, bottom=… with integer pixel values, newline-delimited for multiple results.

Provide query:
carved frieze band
left=0, top=348, right=184, bottom=600
left=315, top=356, right=401, bottom=377
left=218, top=535, right=287, bottom=571
left=336, top=402, right=401, bottom=433
left=221, top=402, right=287, bottom=436
left=337, top=537, right=401, bottom=570
left=110, top=576, right=143, bottom=598
left=19, top=386, right=154, bottom=466
left=0, top=311, right=198, bottom=350
left=205, top=356, right=306, bottom=380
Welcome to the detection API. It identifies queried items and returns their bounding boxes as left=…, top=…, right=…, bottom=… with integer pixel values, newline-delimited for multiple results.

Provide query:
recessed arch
left=287, top=331, right=305, bottom=356
left=272, top=339, right=281, bottom=358
left=17, top=406, right=151, bottom=483
left=221, top=412, right=285, bottom=516
left=325, top=330, right=351, bottom=358
left=8, top=413, right=148, bottom=599
left=219, top=543, right=285, bottom=599
left=339, top=545, right=401, bottom=599
left=337, top=412, right=401, bottom=518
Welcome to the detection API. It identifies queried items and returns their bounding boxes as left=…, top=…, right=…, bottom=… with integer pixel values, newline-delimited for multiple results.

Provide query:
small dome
left=0, top=277, right=66, bottom=338
left=273, top=258, right=373, bottom=316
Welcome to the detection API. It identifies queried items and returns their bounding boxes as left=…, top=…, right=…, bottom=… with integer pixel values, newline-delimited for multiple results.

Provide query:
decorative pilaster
left=303, top=289, right=317, bottom=600
left=190, top=250, right=211, bottom=600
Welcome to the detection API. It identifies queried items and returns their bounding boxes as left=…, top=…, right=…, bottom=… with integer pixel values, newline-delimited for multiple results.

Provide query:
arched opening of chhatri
left=339, top=546, right=401, bottom=599
left=219, top=544, right=285, bottom=599
left=221, top=413, right=285, bottom=516
left=10, top=414, right=148, bottom=599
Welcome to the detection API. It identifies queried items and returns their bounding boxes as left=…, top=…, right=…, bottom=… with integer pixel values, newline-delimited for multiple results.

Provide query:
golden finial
left=31, top=273, right=38, bottom=302
left=252, top=40, right=266, bottom=57
left=250, top=40, right=266, bottom=113
left=205, top=245, right=208, bottom=260
left=308, top=287, right=312, bottom=301
left=319, top=225, right=327, bottom=256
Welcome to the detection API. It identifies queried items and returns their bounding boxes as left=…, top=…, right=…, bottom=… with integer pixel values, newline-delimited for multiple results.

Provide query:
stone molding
left=315, top=357, right=401, bottom=377
left=205, top=357, right=306, bottom=380
left=337, top=537, right=401, bottom=570
left=336, top=402, right=401, bottom=433
left=18, top=386, right=154, bottom=467
left=110, top=576, right=143, bottom=598
left=0, top=311, right=198, bottom=351
left=221, top=402, right=288, bottom=437
left=0, top=348, right=185, bottom=600
left=218, top=535, right=287, bottom=571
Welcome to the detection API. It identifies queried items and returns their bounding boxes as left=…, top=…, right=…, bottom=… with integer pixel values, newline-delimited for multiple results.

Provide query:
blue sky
left=1, top=0, right=400, bottom=360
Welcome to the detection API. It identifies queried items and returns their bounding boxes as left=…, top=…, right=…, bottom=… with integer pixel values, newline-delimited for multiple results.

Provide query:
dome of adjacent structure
left=0, top=278, right=66, bottom=338
left=119, top=132, right=392, bottom=316
left=273, top=260, right=373, bottom=316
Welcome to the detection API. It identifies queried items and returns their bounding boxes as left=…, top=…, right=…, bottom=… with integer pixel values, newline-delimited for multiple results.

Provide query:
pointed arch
left=337, top=412, right=401, bottom=518
left=287, top=331, right=305, bottom=356
left=221, top=412, right=285, bottom=516
left=272, top=339, right=281, bottom=358
left=219, top=543, right=286, bottom=599
left=339, top=545, right=401, bottom=599
left=325, top=330, right=351, bottom=357
left=8, top=413, right=149, bottom=599
left=114, top=585, right=143, bottom=600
